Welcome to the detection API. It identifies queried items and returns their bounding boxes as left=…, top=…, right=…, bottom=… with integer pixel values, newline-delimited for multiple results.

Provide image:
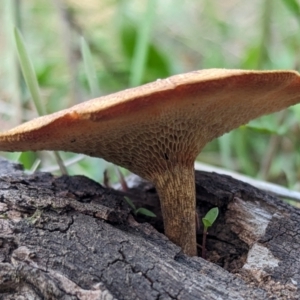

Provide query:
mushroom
left=1, top=69, right=300, bottom=256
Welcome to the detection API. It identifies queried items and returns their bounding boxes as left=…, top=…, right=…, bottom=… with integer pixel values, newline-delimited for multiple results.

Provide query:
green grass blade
left=234, top=129, right=256, bottom=176
left=129, top=0, right=157, bottom=87
left=124, top=196, right=137, bottom=211
left=14, top=27, right=46, bottom=116
left=136, top=208, right=156, bottom=218
left=4, top=0, right=22, bottom=125
left=80, top=37, right=100, bottom=97
left=218, top=133, right=233, bottom=169
left=14, top=27, right=67, bottom=175
left=53, top=151, right=68, bottom=175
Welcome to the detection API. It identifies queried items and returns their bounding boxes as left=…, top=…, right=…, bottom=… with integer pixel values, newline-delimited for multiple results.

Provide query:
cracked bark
left=0, top=158, right=299, bottom=300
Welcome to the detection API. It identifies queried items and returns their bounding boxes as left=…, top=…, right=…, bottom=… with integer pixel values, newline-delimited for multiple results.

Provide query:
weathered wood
left=0, top=158, right=299, bottom=299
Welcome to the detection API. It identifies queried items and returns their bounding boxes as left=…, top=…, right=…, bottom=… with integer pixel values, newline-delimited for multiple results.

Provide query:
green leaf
left=18, top=151, right=38, bottom=170
left=80, top=37, right=100, bottom=97
left=14, top=27, right=46, bottom=116
left=202, top=207, right=219, bottom=229
left=281, top=0, right=300, bottom=16
left=129, top=0, right=157, bottom=87
left=233, top=130, right=257, bottom=176
left=145, top=44, right=170, bottom=80
left=242, top=124, right=287, bottom=136
left=120, top=22, right=170, bottom=83
left=136, top=208, right=156, bottom=218
left=240, top=45, right=261, bottom=69
left=124, top=196, right=136, bottom=211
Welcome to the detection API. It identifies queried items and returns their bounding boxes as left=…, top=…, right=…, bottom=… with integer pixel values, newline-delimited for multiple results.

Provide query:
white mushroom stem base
left=154, top=165, right=197, bottom=256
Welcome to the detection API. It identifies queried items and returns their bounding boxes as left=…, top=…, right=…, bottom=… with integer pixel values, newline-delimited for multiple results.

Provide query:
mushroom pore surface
left=1, top=69, right=300, bottom=255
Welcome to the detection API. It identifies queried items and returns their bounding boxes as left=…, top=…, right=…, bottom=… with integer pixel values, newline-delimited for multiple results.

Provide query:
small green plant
left=80, top=37, right=100, bottom=98
left=124, top=196, right=156, bottom=218
left=201, top=207, right=219, bottom=259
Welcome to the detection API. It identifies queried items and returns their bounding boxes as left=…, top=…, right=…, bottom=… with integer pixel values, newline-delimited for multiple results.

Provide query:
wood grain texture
left=0, top=159, right=299, bottom=299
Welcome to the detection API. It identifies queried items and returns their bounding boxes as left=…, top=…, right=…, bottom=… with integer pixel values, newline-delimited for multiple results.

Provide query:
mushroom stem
left=154, top=164, right=197, bottom=256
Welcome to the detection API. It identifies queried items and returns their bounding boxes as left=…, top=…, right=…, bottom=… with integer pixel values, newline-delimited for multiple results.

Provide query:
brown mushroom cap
left=1, top=69, right=300, bottom=180
left=1, top=69, right=300, bottom=256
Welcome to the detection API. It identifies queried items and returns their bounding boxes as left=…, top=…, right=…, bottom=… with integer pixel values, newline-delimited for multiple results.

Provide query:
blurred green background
left=1, top=0, right=300, bottom=193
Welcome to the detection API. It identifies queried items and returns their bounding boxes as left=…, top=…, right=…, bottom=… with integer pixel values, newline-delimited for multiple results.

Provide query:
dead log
left=0, top=158, right=299, bottom=299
